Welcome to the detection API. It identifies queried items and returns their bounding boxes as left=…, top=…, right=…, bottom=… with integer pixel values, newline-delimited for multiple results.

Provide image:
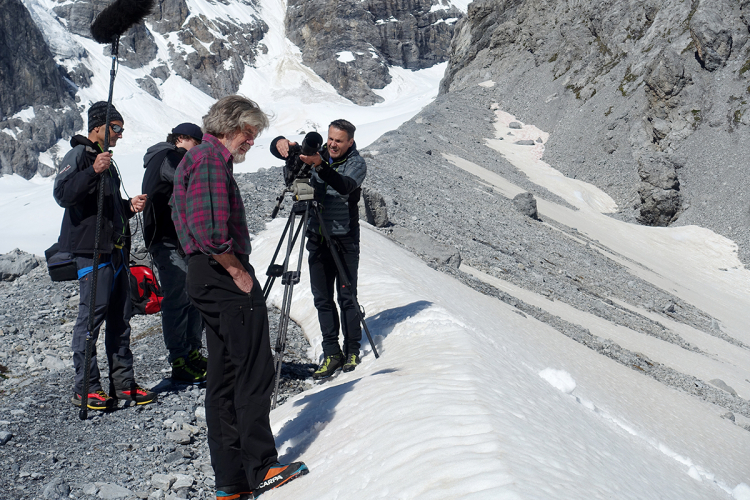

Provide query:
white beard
left=232, top=150, right=247, bottom=164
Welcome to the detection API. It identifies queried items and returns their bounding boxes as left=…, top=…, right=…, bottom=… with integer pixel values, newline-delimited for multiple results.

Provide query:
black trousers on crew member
left=187, top=254, right=278, bottom=492
left=306, top=235, right=361, bottom=357
left=71, top=250, right=135, bottom=395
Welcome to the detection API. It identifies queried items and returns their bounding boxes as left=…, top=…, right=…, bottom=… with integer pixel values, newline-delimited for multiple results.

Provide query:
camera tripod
left=264, top=192, right=379, bottom=409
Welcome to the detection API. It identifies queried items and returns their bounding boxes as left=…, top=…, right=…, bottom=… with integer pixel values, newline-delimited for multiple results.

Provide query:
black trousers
left=187, top=254, right=277, bottom=492
left=71, top=250, right=134, bottom=395
left=306, top=236, right=361, bottom=357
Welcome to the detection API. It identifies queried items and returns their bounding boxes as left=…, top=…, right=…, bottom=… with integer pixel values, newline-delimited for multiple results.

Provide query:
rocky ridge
left=439, top=0, right=750, bottom=265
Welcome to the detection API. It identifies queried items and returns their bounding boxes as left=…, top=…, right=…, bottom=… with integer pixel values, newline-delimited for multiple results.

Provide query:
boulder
left=42, top=478, right=70, bottom=500
left=0, top=249, right=42, bottom=281
left=512, top=192, right=539, bottom=220
left=360, top=186, right=390, bottom=227
left=690, top=2, right=733, bottom=71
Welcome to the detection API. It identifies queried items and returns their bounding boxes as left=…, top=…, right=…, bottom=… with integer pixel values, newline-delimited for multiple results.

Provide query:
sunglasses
left=110, top=124, right=124, bottom=134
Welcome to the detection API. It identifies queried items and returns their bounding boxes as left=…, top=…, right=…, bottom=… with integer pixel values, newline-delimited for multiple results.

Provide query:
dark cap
left=88, top=101, right=124, bottom=132
left=172, top=123, right=203, bottom=142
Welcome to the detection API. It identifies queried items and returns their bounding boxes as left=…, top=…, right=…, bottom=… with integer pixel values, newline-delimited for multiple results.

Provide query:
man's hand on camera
left=276, top=138, right=296, bottom=159
left=300, top=153, right=324, bottom=171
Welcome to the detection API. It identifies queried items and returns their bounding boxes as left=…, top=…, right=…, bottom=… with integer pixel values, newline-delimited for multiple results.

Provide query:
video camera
left=269, top=131, right=324, bottom=218
left=282, top=131, right=323, bottom=188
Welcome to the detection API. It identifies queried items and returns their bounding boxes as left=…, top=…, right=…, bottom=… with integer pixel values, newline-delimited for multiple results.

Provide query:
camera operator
left=271, top=119, right=367, bottom=379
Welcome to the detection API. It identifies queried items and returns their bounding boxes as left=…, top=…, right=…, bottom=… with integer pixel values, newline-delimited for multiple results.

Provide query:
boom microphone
left=90, top=0, right=155, bottom=44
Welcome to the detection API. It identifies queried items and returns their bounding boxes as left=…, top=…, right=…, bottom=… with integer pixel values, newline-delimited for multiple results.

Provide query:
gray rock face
left=637, top=153, right=681, bottom=227
left=690, top=0, right=734, bottom=72
left=0, top=0, right=74, bottom=119
left=109, top=23, right=159, bottom=69
left=149, top=0, right=190, bottom=34
left=286, top=0, right=461, bottom=105
left=137, top=75, right=161, bottom=100
left=0, top=0, right=80, bottom=178
left=437, top=0, right=750, bottom=263
left=0, top=106, right=82, bottom=178
left=169, top=14, right=268, bottom=99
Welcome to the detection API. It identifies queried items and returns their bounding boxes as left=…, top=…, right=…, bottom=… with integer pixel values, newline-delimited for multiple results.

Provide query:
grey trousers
left=150, top=240, right=203, bottom=363
left=71, top=250, right=134, bottom=395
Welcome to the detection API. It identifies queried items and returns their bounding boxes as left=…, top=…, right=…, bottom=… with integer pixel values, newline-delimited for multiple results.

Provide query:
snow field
left=250, top=219, right=750, bottom=499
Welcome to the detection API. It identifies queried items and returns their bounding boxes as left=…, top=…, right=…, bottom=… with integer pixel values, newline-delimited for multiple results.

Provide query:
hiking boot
left=172, top=356, right=207, bottom=384
left=216, top=490, right=254, bottom=500
left=312, top=353, right=344, bottom=380
left=253, top=462, right=309, bottom=496
left=342, top=354, right=360, bottom=373
left=71, top=390, right=114, bottom=410
left=113, top=384, right=157, bottom=405
left=189, top=349, right=208, bottom=371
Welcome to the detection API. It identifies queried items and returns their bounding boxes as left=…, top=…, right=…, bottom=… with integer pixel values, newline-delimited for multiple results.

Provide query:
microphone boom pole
left=79, top=0, right=154, bottom=421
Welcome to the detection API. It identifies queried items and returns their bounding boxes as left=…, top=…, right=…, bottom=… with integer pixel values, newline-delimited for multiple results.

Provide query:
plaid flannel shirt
left=170, top=133, right=252, bottom=255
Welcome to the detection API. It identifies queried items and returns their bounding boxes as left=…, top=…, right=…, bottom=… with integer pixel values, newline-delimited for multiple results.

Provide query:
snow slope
left=251, top=219, right=750, bottom=500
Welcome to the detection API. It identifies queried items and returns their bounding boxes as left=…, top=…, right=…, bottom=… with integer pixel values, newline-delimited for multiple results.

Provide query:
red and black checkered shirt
left=170, top=133, right=252, bottom=256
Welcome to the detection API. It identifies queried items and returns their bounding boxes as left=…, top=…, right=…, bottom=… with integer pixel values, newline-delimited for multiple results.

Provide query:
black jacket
left=141, top=142, right=186, bottom=248
left=53, top=135, right=134, bottom=254
left=269, top=137, right=366, bottom=240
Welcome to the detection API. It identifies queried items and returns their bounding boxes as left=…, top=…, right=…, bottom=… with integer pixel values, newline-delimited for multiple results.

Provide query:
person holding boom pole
left=53, top=102, right=155, bottom=410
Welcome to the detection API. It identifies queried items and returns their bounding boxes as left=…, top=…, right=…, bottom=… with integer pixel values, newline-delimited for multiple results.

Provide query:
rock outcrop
left=286, top=0, right=461, bottom=105
left=436, top=0, right=750, bottom=262
left=0, top=0, right=80, bottom=178
left=636, top=153, right=681, bottom=226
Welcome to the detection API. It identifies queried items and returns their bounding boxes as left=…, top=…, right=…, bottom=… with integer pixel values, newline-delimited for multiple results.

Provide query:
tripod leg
left=263, top=211, right=293, bottom=299
left=311, top=204, right=379, bottom=359
left=271, top=206, right=309, bottom=409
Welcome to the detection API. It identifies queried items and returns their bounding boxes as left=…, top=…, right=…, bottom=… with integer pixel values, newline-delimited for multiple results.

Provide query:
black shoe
left=172, top=356, right=207, bottom=384
left=189, top=349, right=208, bottom=371
left=71, top=390, right=114, bottom=410
left=312, top=353, right=344, bottom=380
left=253, top=462, right=308, bottom=496
left=114, top=384, right=157, bottom=405
left=342, top=354, right=360, bottom=373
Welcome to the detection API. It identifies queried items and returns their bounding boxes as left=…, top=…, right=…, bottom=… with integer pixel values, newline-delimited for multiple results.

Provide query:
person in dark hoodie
left=271, top=119, right=367, bottom=379
left=142, top=123, right=207, bottom=384
left=53, top=101, right=156, bottom=410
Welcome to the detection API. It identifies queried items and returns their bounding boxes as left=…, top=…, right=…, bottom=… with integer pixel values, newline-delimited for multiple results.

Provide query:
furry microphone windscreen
left=90, top=0, right=155, bottom=44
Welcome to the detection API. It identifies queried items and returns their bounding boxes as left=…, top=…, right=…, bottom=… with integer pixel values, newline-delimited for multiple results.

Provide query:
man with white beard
left=170, top=95, right=308, bottom=500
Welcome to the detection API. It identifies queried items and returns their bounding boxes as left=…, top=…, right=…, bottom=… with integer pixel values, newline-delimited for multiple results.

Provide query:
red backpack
left=129, top=265, right=163, bottom=315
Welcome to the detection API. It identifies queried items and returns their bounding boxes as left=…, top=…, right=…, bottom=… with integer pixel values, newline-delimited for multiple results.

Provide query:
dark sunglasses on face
left=110, top=124, right=124, bottom=134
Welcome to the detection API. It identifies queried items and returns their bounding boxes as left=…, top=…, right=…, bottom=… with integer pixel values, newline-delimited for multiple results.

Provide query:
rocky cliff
left=0, top=0, right=81, bottom=178
left=286, top=0, right=462, bottom=105
left=437, top=0, right=750, bottom=263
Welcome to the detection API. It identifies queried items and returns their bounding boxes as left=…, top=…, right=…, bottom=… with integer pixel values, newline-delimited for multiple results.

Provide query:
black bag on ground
left=45, top=242, right=78, bottom=282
